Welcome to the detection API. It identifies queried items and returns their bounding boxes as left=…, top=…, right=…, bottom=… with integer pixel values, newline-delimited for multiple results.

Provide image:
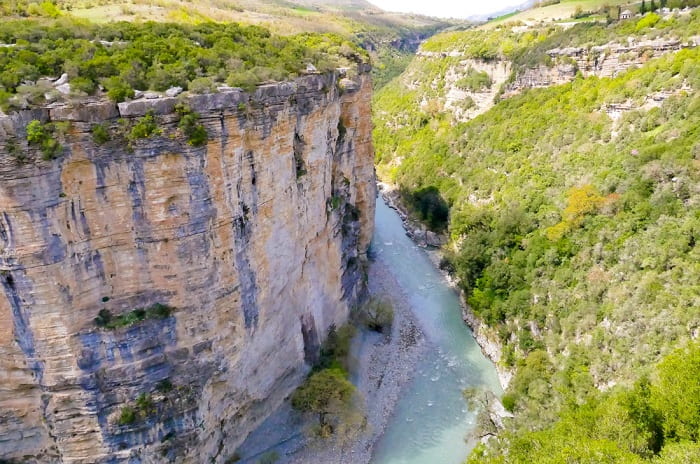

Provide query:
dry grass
left=61, top=0, right=447, bottom=35
left=481, top=0, right=633, bottom=29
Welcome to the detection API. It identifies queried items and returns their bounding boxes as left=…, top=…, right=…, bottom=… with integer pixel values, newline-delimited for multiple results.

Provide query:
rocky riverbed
left=234, top=255, right=428, bottom=464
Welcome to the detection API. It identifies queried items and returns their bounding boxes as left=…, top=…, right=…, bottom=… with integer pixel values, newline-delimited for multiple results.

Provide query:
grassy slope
left=482, top=0, right=631, bottom=28
left=374, top=11, right=700, bottom=463
left=58, top=0, right=449, bottom=35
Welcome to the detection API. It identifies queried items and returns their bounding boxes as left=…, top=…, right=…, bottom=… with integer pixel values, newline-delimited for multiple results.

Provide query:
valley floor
left=235, top=249, right=428, bottom=463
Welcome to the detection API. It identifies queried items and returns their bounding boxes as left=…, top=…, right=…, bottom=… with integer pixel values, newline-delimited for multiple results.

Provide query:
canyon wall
left=421, top=35, right=698, bottom=122
left=0, top=66, right=375, bottom=463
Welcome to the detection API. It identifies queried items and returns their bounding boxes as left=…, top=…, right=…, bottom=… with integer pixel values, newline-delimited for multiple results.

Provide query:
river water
left=369, top=198, right=502, bottom=464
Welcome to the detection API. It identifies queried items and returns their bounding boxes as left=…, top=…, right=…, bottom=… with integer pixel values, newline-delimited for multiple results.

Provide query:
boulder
left=165, top=86, right=183, bottom=97
left=118, top=97, right=178, bottom=117
left=53, top=73, right=69, bottom=86
left=49, top=101, right=120, bottom=122
left=55, top=83, right=71, bottom=95
left=339, top=78, right=360, bottom=93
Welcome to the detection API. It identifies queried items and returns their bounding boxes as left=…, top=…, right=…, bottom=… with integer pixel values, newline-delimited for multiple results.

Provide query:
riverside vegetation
left=374, top=8, right=700, bottom=463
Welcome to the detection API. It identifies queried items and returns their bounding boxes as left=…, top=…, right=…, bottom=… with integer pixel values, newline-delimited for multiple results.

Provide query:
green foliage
left=256, top=451, right=280, bottom=464
left=117, top=406, right=137, bottom=425
left=650, top=342, right=700, bottom=442
left=116, top=393, right=157, bottom=426
left=95, top=303, right=173, bottom=329
left=291, top=367, right=355, bottom=435
left=0, top=19, right=365, bottom=107
left=471, top=342, right=700, bottom=463
left=404, top=186, right=449, bottom=231
left=26, top=119, right=62, bottom=160
left=318, top=324, right=356, bottom=371
left=129, top=111, right=162, bottom=141
left=103, top=76, right=134, bottom=103
left=358, top=297, right=394, bottom=333
left=636, top=13, right=661, bottom=31
left=188, top=76, right=215, bottom=94
left=455, top=68, right=493, bottom=92
left=91, top=123, right=110, bottom=144
left=375, top=15, right=700, bottom=464
left=175, top=104, right=208, bottom=147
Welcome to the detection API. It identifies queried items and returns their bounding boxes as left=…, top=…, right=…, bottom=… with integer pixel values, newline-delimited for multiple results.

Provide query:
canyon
left=422, top=34, right=699, bottom=122
left=0, top=66, right=375, bottom=463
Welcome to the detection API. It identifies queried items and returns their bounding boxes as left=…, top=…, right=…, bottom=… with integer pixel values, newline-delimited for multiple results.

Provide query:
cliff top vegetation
left=0, top=18, right=367, bottom=112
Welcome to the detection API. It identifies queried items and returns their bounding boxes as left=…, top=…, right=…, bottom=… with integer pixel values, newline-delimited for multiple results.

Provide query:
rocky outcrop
left=503, top=36, right=698, bottom=96
left=424, top=36, right=697, bottom=121
left=0, top=66, right=375, bottom=463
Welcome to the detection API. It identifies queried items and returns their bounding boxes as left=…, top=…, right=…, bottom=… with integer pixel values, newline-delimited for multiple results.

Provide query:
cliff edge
left=0, top=65, right=375, bottom=463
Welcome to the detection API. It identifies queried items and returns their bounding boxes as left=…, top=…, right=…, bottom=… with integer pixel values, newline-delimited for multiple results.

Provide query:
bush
left=70, top=76, right=97, bottom=96
left=455, top=68, right=493, bottom=92
left=94, top=308, right=113, bottom=327
left=318, top=324, right=356, bottom=370
left=175, top=104, right=208, bottom=147
left=91, top=123, right=110, bottom=144
left=129, top=111, right=162, bottom=141
left=188, top=77, right=215, bottom=94
left=408, top=186, right=449, bottom=232
left=103, top=76, right=134, bottom=103
left=117, top=406, right=137, bottom=425
left=26, top=119, right=62, bottom=160
left=96, top=303, right=174, bottom=330
left=358, top=298, right=394, bottom=333
left=256, top=451, right=279, bottom=464
left=291, top=367, right=355, bottom=436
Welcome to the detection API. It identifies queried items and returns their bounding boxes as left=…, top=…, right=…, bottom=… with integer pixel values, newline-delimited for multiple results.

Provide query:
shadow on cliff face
left=76, top=316, right=213, bottom=458
left=399, top=186, right=449, bottom=232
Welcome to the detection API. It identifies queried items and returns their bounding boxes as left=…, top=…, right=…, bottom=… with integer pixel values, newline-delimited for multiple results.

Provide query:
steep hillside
left=374, top=9, right=700, bottom=463
left=0, top=20, right=375, bottom=463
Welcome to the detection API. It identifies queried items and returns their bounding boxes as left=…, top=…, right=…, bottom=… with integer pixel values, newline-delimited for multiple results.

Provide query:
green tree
left=291, top=368, right=355, bottom=435
left=651, top=342, right=700, bottom=442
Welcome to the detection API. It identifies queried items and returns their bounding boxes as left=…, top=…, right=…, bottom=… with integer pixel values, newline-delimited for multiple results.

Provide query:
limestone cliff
left=0, top=66, right=375, bottom=463
left=420, top=35, right=698, bottom=122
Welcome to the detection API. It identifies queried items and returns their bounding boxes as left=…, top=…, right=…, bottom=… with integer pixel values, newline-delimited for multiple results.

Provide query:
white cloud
left=368, top=0, right=527, bottom=18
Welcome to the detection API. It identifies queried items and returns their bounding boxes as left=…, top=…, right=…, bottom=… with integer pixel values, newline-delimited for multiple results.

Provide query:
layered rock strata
left=0, top=66, right=375, bottom=463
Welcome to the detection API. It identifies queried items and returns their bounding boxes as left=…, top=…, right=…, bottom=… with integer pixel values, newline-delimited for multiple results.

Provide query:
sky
left=367, top=0, right=528, bottom=18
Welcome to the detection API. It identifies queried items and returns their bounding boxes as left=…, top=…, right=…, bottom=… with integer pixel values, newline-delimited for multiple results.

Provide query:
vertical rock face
left=0, top=67, right=375, bottom=463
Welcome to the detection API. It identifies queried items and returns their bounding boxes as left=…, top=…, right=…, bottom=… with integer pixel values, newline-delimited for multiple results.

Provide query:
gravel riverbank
left=235, top=253, right=428, bottom=464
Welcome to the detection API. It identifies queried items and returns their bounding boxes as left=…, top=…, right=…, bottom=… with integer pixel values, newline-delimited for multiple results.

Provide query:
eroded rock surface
left=0, top=67, right=375, bottom=463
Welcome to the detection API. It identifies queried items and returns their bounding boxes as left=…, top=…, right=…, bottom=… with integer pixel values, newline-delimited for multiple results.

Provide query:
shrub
left=94, top=308, right=113, bottom=327
left=291, top=367, right=355, bottom=435
left=318, top=324, right=356, bottom=370
left=188, top=77, right=215, bottom=94
left=175, top=104, right=208, bottom=147
left=358, top=298, right=394, bottom=333
left=129, top=111, right=162, bottom=141
left=91, top=123, right=110, bottom=145
left=407, top=186, right=449, bottom=232
left=256, top=451, right=279, bottom=464
left=96, top=303, right=174, bottom=330
left=26, top=119, right=62, bottom=160
left=117, top=406, right=137, bottom=425
left=70, top=76, right=97, bottom=95
left=103, top=76, right=134, bottom=103
left=455, top=68, right=493, bottom=92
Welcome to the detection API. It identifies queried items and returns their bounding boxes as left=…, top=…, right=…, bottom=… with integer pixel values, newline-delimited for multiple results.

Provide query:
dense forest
left=0, top=18, right=366, bottom=111
left=374, top=10, right=700, bottom=463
